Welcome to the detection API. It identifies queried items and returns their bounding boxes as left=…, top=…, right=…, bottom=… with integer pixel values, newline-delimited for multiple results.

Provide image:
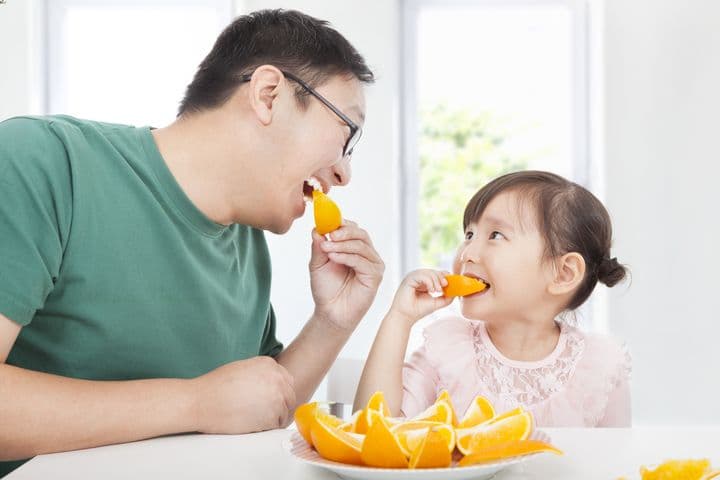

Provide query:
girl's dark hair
left=178, top=9, right=375, bottom=116
left=463, top=170, right=627, bottom=310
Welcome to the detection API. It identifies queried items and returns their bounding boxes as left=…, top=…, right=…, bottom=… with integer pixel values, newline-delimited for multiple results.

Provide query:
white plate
left=284, top=430, right=553, bottom=480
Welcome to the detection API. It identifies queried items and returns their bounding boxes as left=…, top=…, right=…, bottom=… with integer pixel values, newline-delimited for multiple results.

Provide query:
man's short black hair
left=178, top=9, right=374, bottom=116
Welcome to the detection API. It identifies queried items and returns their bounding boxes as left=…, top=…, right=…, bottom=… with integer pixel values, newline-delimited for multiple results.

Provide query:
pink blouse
left=401, top=316, right=632, bottom=427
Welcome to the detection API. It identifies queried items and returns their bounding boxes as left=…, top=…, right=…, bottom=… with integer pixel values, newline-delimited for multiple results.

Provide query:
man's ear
left=548, top=252, right=586, bottom=296
left=246, top=65, right=285, bottom=126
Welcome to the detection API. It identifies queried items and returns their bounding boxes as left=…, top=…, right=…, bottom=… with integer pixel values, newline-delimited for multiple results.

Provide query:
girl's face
left=453, top=190, right=555, bottom=323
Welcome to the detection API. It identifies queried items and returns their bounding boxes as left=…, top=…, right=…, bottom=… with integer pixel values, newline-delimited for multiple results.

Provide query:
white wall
left=604, top=0, right=720, bottom=425
left=0, top=0, right=43, bottom=118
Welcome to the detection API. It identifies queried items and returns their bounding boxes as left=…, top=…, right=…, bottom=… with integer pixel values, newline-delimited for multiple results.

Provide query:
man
left=0, top=9, right=383, bottom=476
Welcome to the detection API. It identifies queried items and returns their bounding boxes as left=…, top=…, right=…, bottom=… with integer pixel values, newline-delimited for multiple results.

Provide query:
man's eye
left=489, top=231, right=505, bottom=240
left=465, top=231, right=474, bottom=240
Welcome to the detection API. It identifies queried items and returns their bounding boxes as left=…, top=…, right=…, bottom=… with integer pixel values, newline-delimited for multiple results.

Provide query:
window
left=46, top=0, right=233, bottom=127
left=402, top=0, right=590, bottom=272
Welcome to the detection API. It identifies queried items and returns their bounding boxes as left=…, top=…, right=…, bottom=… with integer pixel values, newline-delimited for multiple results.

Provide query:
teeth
left=306, top=176, right=322, bottom=192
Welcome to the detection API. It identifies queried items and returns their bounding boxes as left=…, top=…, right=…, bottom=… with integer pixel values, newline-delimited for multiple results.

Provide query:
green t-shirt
left=0, top=115, right=283, bottom=476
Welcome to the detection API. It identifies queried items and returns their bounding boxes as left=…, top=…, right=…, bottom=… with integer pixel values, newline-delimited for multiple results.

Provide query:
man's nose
left=332, top=157, right=352, bottom=186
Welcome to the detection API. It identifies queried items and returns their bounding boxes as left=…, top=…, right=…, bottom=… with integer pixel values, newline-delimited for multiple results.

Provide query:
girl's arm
left=354, top=310, right=414, bottom=416
left=353, top=269, right=452, bottom=416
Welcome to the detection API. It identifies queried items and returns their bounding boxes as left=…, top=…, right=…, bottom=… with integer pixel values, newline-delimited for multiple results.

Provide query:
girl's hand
left=390, top=269, right=453, bottom=325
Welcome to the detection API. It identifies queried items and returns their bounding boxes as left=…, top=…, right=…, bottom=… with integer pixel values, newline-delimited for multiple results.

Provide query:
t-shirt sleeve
left=0, top=117, right=72, bottom=326
left=259, top=303, right=283, bottom=357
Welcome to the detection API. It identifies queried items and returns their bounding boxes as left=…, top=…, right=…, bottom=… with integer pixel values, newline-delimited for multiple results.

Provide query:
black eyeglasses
left=240, top=70, right=362, bottom=158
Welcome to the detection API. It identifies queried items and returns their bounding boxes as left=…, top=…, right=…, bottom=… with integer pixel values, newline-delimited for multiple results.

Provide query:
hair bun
left=597, top=256, right=626, bottom=287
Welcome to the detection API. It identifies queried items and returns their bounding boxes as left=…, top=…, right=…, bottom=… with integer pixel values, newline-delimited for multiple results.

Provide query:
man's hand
left=191, top=356, right=296, bottom=433
left=309, top=220, right=384, bottom=331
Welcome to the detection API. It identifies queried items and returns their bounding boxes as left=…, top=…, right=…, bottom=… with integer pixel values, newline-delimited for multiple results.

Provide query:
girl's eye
left=489, top=231, right=505, bottom=240
left=465, top=231, right=474, bottom=240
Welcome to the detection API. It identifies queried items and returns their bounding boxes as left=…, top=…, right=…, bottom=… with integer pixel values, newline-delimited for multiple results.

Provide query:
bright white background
left=1, top=0, right=719, bottom=426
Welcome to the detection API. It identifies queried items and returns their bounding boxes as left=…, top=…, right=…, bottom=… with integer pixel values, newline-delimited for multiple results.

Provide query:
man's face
left=271, top=74, right=367, bottom=234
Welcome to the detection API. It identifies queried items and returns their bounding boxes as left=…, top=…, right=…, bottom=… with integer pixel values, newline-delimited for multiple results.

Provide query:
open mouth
left=303, top=176, right=325, bottom=202
left=463, top=272, right=492, bottom=295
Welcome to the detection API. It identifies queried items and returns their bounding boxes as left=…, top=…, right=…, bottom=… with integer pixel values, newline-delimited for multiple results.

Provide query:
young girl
left=354, top=170, right=630, bottom=427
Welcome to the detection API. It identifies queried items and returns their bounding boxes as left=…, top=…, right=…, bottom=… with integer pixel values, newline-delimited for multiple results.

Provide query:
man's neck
left=151, top=111, right=260, bottom=226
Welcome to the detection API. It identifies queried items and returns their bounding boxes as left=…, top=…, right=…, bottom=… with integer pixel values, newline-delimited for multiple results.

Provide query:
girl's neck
left=484, top=319, right=561, bottom=362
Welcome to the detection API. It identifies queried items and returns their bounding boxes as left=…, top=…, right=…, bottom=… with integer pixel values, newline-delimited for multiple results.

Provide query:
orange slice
left=442, top=274, right=487, bottom=297
left=408, top=428, right=453, bottom=469
left=360, top=411, right=409, bottom=468
left=294, top=402, right=319, bottom=446
left=640, top=459, right=714, bottom=480
left=313, top=189, right=342, bottom=235
left=409, top=399, right=453, bottom=424
left=392, top=421, right=455, bottom=456
left=353, top=391, right=392, bottom=434
left=457, top=395, right=495, bottom=428
left=310, top=411, right=364, bottom=465
left=437, top=390, right=458, bottom=426
left=458, top=439, right=563, bottom=466
left=456, top=411, right=533, bottom=455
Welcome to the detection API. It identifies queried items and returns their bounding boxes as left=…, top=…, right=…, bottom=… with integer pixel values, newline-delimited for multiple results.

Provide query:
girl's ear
left=548, top=252, right=586, bottom=296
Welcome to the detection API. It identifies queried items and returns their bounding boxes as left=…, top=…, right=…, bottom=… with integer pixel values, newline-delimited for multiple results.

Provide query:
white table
left=7, top=428, right=720, bottom=479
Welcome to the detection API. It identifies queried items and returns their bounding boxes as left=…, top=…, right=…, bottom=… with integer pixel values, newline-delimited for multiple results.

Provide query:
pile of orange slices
left=293, top=391, right=562, bottom=469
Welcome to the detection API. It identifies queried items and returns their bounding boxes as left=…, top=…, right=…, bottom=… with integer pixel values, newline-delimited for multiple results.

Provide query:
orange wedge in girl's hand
left=313, top=189, right=342, bottom=235
left=310, top=411, right=364, bottom=465
left=361, top=411, right=409, bottom=468
left=458, top=440, right=563, bottom=466
left=409, top=428, right=453, bottom=469
left=443, top=274, right=487, bottom=297
left=456, top=410, right=533, bottom=455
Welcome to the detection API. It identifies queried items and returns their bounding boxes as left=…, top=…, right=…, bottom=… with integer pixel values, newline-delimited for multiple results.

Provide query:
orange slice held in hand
left=443, top=274, right=488, bottom=297
left=312, top=189, right=342, bottom=235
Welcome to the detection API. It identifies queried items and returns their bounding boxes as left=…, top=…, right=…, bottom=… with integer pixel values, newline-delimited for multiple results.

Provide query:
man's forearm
left=0, top=364, right=196, bottom=461
left=275, top=312, right=356, bottom=408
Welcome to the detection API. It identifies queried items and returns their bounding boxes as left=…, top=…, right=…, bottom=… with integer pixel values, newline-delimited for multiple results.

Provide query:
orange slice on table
left=408, top=428, right=453, bottom=469
left=294, top=402, right=319, bottom=446
left=456, top=410, right=533, bottom=455
left=409, top=399, right=454, bottom=424
left=639, top=459, right=717, bottom=480
left=353, top=391, right=392, bottom=434
left=310, top=411, right=364, bottom=465
left=443, top=274, right=487, bottom=297
left=457, top=395, right=495, bottom=428
left=313, top=189, right=342, bottom=235
left=360, top=411, right=409, bottom=468
left=436, top=390, right=459, bottom=426
left=458, top=439, right=563, bottom=466
left=391, top=421, right=455, bottom=457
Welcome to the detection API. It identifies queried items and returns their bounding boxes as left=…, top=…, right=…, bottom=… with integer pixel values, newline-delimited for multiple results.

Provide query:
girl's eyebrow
left=480, top=215, right=516, bottom=232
